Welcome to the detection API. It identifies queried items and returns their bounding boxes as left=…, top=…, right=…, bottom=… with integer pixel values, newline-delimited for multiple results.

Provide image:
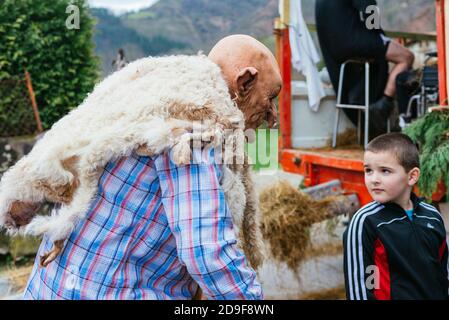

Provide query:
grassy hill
left=91, top=0, right=436, bottom=77
left=91, top=8, right=188, bottom=76
left=121, top=0, right=278, bottom=53
left=91, top=0, right=279, bottom=76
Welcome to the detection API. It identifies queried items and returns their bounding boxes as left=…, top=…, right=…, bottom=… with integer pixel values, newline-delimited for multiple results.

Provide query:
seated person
left=315, top=0, right=414, bottom=136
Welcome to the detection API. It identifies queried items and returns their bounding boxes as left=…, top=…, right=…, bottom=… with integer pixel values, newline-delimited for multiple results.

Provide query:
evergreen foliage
left=404, top=111, right=449, bottom=200
left=0, top=0, right=99, bottom=130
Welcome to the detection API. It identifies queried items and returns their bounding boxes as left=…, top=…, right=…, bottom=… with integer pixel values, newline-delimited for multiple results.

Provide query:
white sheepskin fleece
left=0, top=54, right=264, bottom=268
left=0, top=55, right=262, bottom=268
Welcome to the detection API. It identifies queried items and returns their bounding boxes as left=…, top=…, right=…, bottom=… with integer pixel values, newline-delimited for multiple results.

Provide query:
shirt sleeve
left=434, top=211, right=449, bottom=299
left=440, top=239, right=449, bottom=299
left=154, top=148, right=263, bottom=300
left=343, top=213, right=377, bottom=300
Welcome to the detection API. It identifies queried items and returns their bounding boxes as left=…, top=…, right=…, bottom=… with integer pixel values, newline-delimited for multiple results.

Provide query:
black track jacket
left=343, top=194, right=449, bottom=300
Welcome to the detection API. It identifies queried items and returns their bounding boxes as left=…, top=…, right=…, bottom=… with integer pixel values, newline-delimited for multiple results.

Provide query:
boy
left=343, top=132, right=449, bottom=300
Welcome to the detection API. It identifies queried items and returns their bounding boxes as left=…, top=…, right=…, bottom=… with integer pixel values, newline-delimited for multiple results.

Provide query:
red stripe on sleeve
left=374, top=238, right=391, bottom=300
left=438, top=240, right=447, bottom=261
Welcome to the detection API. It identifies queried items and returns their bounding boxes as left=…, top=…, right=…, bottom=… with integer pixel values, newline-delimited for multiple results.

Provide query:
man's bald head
left=208, top=35, right=282, bottom=129
left=209, top=35, right=277, bottom=73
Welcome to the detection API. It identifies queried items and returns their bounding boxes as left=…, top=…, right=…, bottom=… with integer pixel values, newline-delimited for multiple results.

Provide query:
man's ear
left=236, top=67, right=258, bottom=96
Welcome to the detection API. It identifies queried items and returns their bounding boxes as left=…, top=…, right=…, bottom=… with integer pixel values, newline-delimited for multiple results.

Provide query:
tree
left=0, top=0, right=99, bottom=130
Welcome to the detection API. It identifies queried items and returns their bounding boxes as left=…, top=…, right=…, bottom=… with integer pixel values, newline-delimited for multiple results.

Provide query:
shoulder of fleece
left=31, top=54, right=240, bottom=154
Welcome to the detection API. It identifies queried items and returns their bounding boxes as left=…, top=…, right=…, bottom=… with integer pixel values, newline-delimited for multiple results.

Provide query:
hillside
left=92, top=0, right=436, bottom=77
left=91, top=8, right=188, bottom=75
left=121, top=0, right=279, bottom=53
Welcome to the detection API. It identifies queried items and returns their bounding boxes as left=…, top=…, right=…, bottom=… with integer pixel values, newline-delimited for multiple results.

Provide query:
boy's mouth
left=371, top=188, right=385, bottom=194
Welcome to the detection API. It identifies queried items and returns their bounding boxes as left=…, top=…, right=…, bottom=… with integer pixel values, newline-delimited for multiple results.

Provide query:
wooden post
left=279, top=28, right=292, bottom=150
left=436, top=0, right=448, bottom=105
left=24, top=70, right=43, bottom=133
left=280, top=0, right=290, bottom=25
left=275, top=0, right=292, bottom=151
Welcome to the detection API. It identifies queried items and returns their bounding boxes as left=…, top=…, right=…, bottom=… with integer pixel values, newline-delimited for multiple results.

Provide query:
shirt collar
left=381, top=192, right=422, bottom=213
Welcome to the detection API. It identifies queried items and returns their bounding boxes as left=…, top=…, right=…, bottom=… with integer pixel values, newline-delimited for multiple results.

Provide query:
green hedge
left=0, top=0, right=99, bottom=130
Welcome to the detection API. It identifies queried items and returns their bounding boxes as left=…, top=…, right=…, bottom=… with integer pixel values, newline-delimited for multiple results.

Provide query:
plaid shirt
left=23, top=148, right=263, bottom=300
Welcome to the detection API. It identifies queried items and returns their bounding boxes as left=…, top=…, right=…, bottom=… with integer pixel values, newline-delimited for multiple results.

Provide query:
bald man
left=22, top=35, right=281, bottom=300
left=209, top=35, right=282, bottom=130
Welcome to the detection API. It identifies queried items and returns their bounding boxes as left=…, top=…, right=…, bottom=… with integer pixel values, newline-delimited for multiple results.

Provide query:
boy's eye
left=382, top=169, right=391, bottom=174
left=364, top=168, right=372, bottom=174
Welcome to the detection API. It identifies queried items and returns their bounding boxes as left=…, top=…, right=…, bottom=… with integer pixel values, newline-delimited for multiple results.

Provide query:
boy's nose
left=369, top=173, right=381, bottom=184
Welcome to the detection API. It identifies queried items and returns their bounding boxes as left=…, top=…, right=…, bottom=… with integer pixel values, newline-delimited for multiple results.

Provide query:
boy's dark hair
left=366, top=132, right=419, bottom=171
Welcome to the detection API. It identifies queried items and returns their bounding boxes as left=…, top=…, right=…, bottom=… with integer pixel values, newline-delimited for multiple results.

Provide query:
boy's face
left=364, top=151, right=420, bottom=204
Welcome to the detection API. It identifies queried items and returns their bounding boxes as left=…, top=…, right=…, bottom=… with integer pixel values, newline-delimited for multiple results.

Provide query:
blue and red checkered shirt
left=23, top=148, right=263, bottom=300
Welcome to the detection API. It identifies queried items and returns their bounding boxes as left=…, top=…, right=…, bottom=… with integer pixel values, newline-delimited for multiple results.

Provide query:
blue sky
left=87, top=0, right=160, bottom=15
